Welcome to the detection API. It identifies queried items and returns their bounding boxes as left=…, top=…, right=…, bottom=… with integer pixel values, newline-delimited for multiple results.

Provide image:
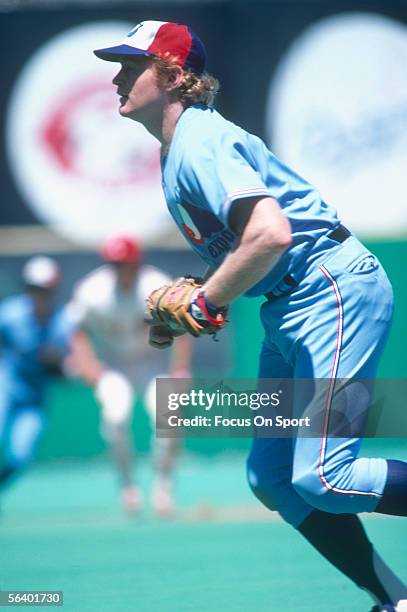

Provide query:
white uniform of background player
left=69, top=235, right=191, bottom=514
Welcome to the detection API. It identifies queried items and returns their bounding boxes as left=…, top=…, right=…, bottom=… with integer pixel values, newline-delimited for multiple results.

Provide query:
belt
left=264, top=224, right=351, bottom=302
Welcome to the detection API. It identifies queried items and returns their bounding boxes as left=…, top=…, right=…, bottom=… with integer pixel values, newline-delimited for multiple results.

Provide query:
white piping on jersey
left=221, top=187, right=271, bottom=216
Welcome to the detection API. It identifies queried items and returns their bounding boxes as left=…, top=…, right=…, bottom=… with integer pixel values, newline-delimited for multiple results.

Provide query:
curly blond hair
left=153, top=57, right=219, bottom=108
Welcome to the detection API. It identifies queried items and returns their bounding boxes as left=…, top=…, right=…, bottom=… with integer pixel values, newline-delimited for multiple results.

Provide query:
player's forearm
left=202, top=266, right=214, bottom=282
left=70, top=330, right=105, bottom=386
left=203, top=240, right=286, bottom=306
left=169, top=333, right=193, bottom=377
left=203, top=198, right=292, bottom=306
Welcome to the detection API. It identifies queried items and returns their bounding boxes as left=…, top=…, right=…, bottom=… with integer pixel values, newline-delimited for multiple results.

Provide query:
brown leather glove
left=146, top=277, right=227, bottom=339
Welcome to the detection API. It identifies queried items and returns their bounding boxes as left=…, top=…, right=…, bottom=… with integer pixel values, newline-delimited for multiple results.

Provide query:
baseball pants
left=247, top=236, right=394, bottom=526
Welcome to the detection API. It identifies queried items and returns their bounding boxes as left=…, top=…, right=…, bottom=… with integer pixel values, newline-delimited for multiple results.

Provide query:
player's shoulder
left=52, top=302, right=71, bottom=323
left=136, top=265, right=171, bottom=299
left=181, top=105, right=236, bottom=143
left=0, top=294, right=29, bottom=323
left=178, top=106, right=249, bottom=166
left=51, top=303, right=76, bottom=335
left=73, top=265, right=114, bottom=302
left=137, top=264, right=171, bottom=287
left=75, top=265, right=113, bottom=290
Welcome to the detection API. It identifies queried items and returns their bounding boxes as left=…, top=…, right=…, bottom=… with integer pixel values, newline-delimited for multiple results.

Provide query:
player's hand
left=39, top=346, right=65, bottom=374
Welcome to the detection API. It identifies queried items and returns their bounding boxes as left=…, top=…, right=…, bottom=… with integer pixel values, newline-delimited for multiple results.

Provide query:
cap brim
left=94, top=44, right=152, bottom=62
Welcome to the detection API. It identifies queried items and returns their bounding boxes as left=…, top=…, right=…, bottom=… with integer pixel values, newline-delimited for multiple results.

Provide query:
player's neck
left=31, top=297, right=52, bottom=322
left=161, top=100, right=184, bottom=150
left=141, top=100, right=184, bottom=157
left=134, top=99, right=183, bottom=158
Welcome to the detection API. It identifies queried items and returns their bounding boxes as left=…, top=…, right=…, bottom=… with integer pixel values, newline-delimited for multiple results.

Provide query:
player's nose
left=112, top=68, right=124, bottom=86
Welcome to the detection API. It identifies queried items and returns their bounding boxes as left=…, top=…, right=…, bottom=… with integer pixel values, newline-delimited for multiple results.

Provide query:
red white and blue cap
left=94, top=20, right=207, bottom=75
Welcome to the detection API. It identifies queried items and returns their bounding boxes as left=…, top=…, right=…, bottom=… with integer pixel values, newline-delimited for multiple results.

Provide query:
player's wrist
left=200, top=285, right=228, bottom=312
left=189, top=290, right=228, bottom=328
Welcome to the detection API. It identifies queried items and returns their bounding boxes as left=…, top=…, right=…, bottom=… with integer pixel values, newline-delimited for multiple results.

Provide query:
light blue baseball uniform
left=162, top=104, right=393, bottom=527
left=0, top=295, right=72, bottom=470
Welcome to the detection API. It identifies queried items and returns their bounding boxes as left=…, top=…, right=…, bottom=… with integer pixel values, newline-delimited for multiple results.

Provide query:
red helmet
left=101, top=235, right=143, bottom=264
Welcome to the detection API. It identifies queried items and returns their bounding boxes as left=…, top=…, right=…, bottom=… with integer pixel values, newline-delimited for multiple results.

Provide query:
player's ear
left=164, top=65, right=183, bottom=91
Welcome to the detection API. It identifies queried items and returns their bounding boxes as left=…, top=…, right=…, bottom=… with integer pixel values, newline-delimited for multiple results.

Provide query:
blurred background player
left=68, top=234, right=192, bottom=515
left=0, top=256, right=72, bottom=498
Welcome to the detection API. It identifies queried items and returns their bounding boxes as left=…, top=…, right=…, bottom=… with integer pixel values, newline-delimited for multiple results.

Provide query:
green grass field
left=1, top=446, right=406, bottom=611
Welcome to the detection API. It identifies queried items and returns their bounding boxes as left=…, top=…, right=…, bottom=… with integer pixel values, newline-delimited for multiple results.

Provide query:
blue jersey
left=161, top=105, right=340, bottom=296
left=0, top=295, right=73, bottom=405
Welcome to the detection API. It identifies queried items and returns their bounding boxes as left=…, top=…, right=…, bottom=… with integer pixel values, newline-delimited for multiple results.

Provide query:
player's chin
left=118, top=97, right=131, bottom=114
left=118, top=102, right=139, bottom=120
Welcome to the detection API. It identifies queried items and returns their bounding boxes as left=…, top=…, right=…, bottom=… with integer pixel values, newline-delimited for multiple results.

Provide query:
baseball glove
left=146, top=276, right=227, bottom=338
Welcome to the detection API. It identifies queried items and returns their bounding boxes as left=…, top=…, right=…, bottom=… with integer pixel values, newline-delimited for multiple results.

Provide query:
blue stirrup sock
left=376, top=460, right=407, bottom=517
left=0, top=464, right=17, bottom=487
left=298, top=510, right=407, bottom=606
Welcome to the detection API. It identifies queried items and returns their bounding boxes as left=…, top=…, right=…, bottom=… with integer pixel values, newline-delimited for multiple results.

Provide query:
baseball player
left=68, top=235, right=192, bottom=515
left=0, top=257, right=72, bottom=498
left=94, top=21, right=407, bottom=609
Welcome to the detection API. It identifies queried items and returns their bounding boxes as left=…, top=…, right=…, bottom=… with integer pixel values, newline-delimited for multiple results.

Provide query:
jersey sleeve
left=0, top=302, right=5, bottom=347
left=178, top=130, right=271, bottom=228
left=49, top=306, right=76, bottom=354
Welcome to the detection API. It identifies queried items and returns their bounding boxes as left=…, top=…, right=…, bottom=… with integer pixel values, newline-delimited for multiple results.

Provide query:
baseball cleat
left=121, top=485, right=143, bottom=514
left=370, top=602, right=407, bottom=612
left=151, top=480, right=175, bottom=517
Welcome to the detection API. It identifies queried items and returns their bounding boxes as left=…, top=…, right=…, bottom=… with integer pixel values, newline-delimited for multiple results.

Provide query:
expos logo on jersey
left=176, top=201, right=236, bottom=259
